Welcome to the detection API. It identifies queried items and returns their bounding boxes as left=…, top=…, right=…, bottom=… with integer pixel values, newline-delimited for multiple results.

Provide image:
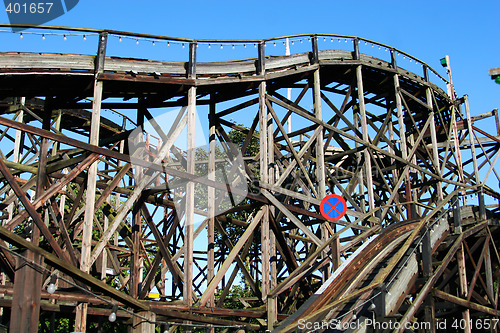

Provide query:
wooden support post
left=10, top=98, right=52, bottom=332
left=394, top=73, right=410, bottom=218
left=424, top=67, right=444, bottom=201
left=353, top=38, right=360, bottom=61
left=312, top=61, right=329, bottom=280
left=453, top=195, right=462, bottom=233
left=457, top=242, right=472, bottom=333
left=390, top=49, right=397, bottom=69
left=184, top=86, right=196, bottom=307
left=386, top=102, right=401, bottom=221
left=464, top=95, right=480, bottom=186
left=356, top=65, right=375, bottom=213
left=260, top=94, right=270, bottom=301
left=188, top=42, right=197, bottom=79
left=207, top=95, right=216, bottom=308
left=9, top=255, right=43, bottom=332
left=484, top=241, right=495, bottom=308
left=132, top=311, right=156, bottom=333
left=422, top=229, right=436, bottom=333
left=374, top=284, right=386, bottom=317
left=495, top=108, right=500, bottom=136
left=257, top=40, right=270, bottom=308
left=131, top=101, right=146, bottom=306
left=7, top=97, right=25, bottom=221
left=444, top=56, right=466, bottom=191
left=479, top=188, right=486, bottom=220
left=267, top=98, right=277, bottom=330
left=75, top=31, right=107, bottom=332
left=311, top=35, right=319, bottom=65
left=257, top=42, right=265, bottom=76
left=183, top=40, right=197, bottom=310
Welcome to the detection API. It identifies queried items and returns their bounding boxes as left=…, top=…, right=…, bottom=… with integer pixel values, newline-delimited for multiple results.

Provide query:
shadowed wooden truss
left=0, top=25, right=499, bottom=332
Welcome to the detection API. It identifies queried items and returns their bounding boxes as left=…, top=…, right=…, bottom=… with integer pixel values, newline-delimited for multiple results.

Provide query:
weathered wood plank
left=0, top=224, right=149, bottom=310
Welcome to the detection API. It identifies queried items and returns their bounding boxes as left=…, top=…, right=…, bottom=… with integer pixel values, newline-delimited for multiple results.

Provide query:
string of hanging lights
left=0, top=27, right=448, bottom=84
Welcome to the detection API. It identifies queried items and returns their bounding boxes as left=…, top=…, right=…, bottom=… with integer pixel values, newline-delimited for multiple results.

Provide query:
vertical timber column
left=444, top=56, right=465, bottom=189
left=464, top=95, right=480, bottom=184
left=422, top=230, right=436, bottom=332
left=355, top=44, right=375, bottom=213
left=353, top=38, right=366, bottom=212
left=457, top=242, right=471, bottom=333
left=257, top=42, right=270, bottom=306
left=311, top=36, right=331, bottom=278
left=267, top=96, right=277, bottom=329
left=75, top=31, right=107, bottom=332
left=7, top=97, right=25, bottom=220
left=184, top=41, right=197, bottom=307
left=207, top=94, right=216, bottom=308
left=9, top=98, right=52, bottom=332
left=130, top=99, right=146, bottom=312
left=424, top=66, right=443, bottom=201
left=392, top=50, right=410, bottom=219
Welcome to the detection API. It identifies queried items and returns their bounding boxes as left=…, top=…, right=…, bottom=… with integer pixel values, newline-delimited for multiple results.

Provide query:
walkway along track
left=0, top=25, right=498, bottom=332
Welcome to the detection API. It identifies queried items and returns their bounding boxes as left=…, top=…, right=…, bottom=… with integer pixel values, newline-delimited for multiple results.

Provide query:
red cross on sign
left=320, top=194, right=347, bottom=221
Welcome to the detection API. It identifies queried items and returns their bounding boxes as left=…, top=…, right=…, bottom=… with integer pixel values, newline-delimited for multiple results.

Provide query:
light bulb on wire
left=47, top=275, right=57, bottom=294
left=368, top=302, right=376, bottom=311
left=109, top=305, right=118, bottom=322
left=47, top=283, right=56, bottom=294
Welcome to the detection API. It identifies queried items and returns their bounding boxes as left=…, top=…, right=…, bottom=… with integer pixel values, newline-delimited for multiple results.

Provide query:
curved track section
left=0, top=26, right=498, bottom=332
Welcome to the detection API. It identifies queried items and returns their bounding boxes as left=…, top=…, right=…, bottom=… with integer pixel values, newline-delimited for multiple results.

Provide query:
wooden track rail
left=0, top=25, right=498, bottom=332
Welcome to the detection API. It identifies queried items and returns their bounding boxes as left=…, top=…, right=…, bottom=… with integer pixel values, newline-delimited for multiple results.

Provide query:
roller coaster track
left=0, top=25, right=499, bottom=332
left=277, top=195, right=500, bottom=332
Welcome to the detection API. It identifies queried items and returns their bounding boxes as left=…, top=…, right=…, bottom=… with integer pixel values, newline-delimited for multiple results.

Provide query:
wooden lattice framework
left=0, top=25, right=499, bottom=332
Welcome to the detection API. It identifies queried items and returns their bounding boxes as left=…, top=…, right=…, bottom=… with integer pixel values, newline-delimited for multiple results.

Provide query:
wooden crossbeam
left=0, top=156, right=70, bottom=263
left=199, top=207, right=264, bottom=307
left=0, top=225, right=149, bottom=310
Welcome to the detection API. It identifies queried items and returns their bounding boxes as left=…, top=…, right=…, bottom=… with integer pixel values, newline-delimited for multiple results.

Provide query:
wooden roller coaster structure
left=0, top=24, right=499, bottom=332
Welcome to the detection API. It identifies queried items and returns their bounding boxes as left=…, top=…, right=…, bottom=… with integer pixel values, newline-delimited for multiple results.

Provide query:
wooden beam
left=262, top=190, right=322, bottom=246
left=184, top=85, right=196, bottom=306
left=199, top=207, right=263, bottom=307
left=433, top=289, right=500, bottom=316
left=0, top=225, right=149, bottom=310
left=396, top=234, right=464, bottom=333
left=0, top=157, right=69, bottom=262
left=87, top=111, right=187, bottom=269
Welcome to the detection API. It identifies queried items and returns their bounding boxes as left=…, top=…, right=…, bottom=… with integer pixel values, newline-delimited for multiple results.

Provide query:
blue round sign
left=320, top=194, right=347, bottom=221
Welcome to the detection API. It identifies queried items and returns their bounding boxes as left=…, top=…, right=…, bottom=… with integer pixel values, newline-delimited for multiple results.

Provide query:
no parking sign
left=320, top=194, right=347, bottom=221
